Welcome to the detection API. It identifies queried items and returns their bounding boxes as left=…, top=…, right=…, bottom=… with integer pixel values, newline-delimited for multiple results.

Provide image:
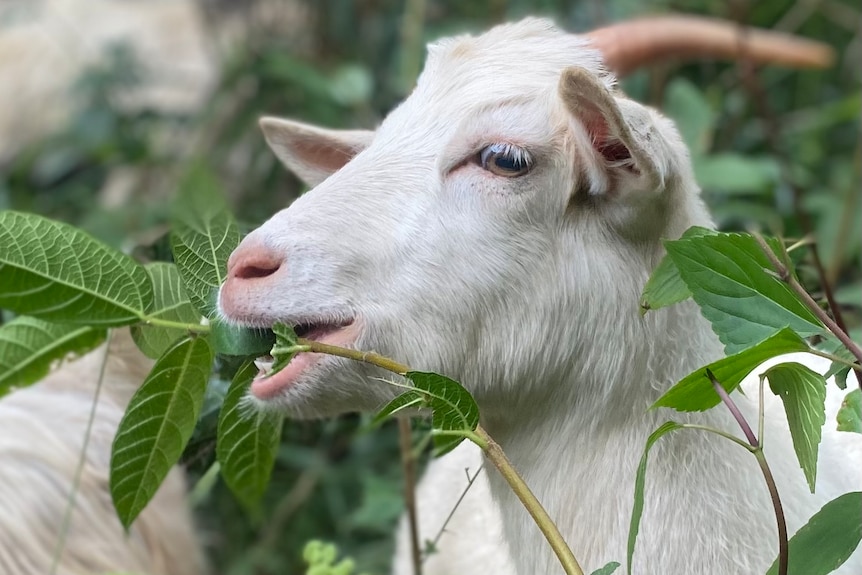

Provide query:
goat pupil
left=480, top=143, right=532, bottom=176
left=495, top=155, right=522, bottom=171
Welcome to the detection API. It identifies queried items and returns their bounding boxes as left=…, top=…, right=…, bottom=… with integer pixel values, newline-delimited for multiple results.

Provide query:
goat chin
left=0, top=328, right=206, bottom=575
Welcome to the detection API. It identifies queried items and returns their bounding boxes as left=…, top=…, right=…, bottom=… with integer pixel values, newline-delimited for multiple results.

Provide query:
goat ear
left=259, top=117, right=374, bottom=188
left=559, top=67, right=662, bottom=197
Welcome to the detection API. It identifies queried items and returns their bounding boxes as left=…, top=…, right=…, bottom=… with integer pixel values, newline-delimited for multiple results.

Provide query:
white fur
left=0, top=329, right=206, bottom=575
left=219, top=18, right=861, bottom=574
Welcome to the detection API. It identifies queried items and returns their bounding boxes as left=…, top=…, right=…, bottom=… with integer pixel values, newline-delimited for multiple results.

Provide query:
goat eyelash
left=477, top=142, right=534, bottom=177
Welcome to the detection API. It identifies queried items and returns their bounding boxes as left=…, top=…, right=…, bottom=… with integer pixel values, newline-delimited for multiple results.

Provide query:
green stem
left=807, top=349, right=862, bottom=371
left=298, top=339, right=584, bottom=575
left=476, top=427, right=584, bottom=575
left=139, top=316, right=211, bottom=333
left=51, top=330, right=113, bottom=574
left=677, top=424, right=757, bottom=453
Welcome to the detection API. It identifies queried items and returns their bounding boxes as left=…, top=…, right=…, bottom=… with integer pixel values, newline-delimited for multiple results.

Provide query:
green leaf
left=664, top=231, right=823, bottom=353
left=170, top=166, right=240, bottom=318
left=765, top=491, right=862, bottom=575
left=837, top=389, right=861, bottom=434
left=823, top=345, right=856, bottom=390
left=217, top=361, right=284, bottom=512
left=131, top=263, right=201, bottom=359
left=654, top=328, right=811, bottom=412
left=764, top=362, right=827, bottom=492
left=640, top=227, right=716, bottom=314
left=373, top=390, right=425, bottom=426
left=210, top=320, right=275, bottom=357
left=110, top=336, right=213, bottom=528
left=627, top=421, right=683, bottom=575
left=0, top=316, right=106, bottom=397
left=0, top=211, right=153, bottom=325
left=405, top=371, right=480, bottom=457
left=270, top=323, right=302, bottom=375
left=694, top=154, right=779, bottom=195
left=590, top=561, right=621, bottom=575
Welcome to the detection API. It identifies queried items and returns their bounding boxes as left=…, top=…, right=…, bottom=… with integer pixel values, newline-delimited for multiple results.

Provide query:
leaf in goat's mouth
left=210, top=319, right=276, bottom=356
left=265, top=323, right=303, bottom=378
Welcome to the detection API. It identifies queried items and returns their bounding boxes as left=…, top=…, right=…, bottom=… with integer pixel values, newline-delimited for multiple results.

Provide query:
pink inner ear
left=581, top=103, right=633, bottom=165
left=295, top=136, right=356, bottom=173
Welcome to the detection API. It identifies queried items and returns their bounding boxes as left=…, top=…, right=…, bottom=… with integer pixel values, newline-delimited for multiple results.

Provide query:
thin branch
left=424, top=466, right=484, bottom=562
left=50, top=330, right=113, bottom=574
left=476, top=427, right=585, bottom=575
left=708, top=368, right=788, bottom=575
left=752, top=233, right=862, bottom=378
left=399, top=417, right=423, bottom=575
left=299, top=339, right=585, bottom=575
left=707, top=369, right=758, bottom=447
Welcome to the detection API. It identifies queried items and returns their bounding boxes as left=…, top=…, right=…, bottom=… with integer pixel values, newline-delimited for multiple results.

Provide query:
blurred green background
left=0, top=1, right=858, bottom=573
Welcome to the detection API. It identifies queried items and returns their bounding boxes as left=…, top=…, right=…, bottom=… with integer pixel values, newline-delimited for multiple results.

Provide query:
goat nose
left=226, top=242, right=283, bottom=281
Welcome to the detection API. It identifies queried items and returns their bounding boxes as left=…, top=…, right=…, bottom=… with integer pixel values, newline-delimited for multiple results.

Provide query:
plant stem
left=398, top=417, right=423, bottom=575
left=476, top=426, right=585, bottom=575
left=678, top=423, right=756, bottom=453
left=140, top=316, right=211, bottom=333
left=806, top=349, right=862, bottom=371
left=425, top=466, right=484, bottom=560
left=755, top=449, right=789, bottom=575
left=753, top=232, right=862, bottom=389
left=706, top=369, right=758, bottom=446
left=708, top=368, right=788, bottom=575
left=298, top=339, right=585, bottom=575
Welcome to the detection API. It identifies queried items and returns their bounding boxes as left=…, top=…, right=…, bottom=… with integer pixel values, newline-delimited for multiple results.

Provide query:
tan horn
left=585, top=15, right=835, bottom=77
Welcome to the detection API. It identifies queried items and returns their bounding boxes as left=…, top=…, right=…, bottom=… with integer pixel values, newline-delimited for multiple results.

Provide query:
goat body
left=217, top=17, right=861, bottom=574
left=0, top=329, right=205, bottom=575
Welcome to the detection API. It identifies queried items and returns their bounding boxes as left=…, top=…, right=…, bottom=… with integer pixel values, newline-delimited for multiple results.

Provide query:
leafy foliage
left=170, top=166, right=240, bottom=319
left=110, top=336, right=213, bottom=528
left=0, top=316, right=106, bottom=396
left=763, top=362, right=827, bottom=493
left=664, top=231, right=823, bottom=353
left=837, top=389, right=861, bottom=434
left=376, top=371, right=480, bottom=456
left=217, top=361, right=284, bottom=512
left=653, top=328, right=811, bottom=412
left=764, top=491, right=862, bottom=575
left=0, top=211, right=153, bottom=325
left=131, top=263, right=201, bottom=359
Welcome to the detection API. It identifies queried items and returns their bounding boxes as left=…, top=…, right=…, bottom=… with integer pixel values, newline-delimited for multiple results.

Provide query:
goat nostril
left=228, top=251, right=283, bottom=281
left=235, top=263, right=281, bottom=280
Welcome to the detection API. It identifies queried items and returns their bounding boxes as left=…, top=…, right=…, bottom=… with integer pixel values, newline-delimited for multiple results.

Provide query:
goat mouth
left=250, top=319, right=357, bottom=400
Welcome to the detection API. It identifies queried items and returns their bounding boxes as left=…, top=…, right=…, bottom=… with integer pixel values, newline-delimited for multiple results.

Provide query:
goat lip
left=250, top=321, right=359, bottom=400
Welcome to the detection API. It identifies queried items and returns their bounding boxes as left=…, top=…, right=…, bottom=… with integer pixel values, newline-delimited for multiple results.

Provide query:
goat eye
left=479, top=143, right=533, bottom=177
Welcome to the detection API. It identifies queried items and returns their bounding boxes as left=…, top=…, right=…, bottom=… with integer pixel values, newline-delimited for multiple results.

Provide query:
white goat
left=217, top=17, right=861, bottom=575
left=0, top=328, right=206, bottom=575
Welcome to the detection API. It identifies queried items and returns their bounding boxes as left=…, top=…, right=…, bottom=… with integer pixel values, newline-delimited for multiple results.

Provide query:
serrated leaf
left=764, top=362, right=826, bottom=493
left=664, top=231, right=823, bottom=353
left=131, top=263, right=201, bottom=359
left=0, top=316, right=106, bottom=396
left=217, top=361, right=284, bottom=512
left=627, top=421, right=683, bottom=575
left=654, top=328, right=811, bottom=412
left=837, top=389, right=861, bottom=434
left=270, top=323, right=301, bottom=375
left=210, top=320, right=275, bottom=356
left=405, top=371, right=479, bottom=457
left=590, top=561, right=620, bottom=575
left=110, top=336, right=213, bottom=528
left=170, top=166, right=240, bottom=318
left=0, top=211, right=153, bottom=325
left=373, top=390, right=425, bottom=426
left=765, top=491, right=862, bottom=575
left=640, top=227, right=716, bottom=314
left=823, top=346, right=856, bottom=390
